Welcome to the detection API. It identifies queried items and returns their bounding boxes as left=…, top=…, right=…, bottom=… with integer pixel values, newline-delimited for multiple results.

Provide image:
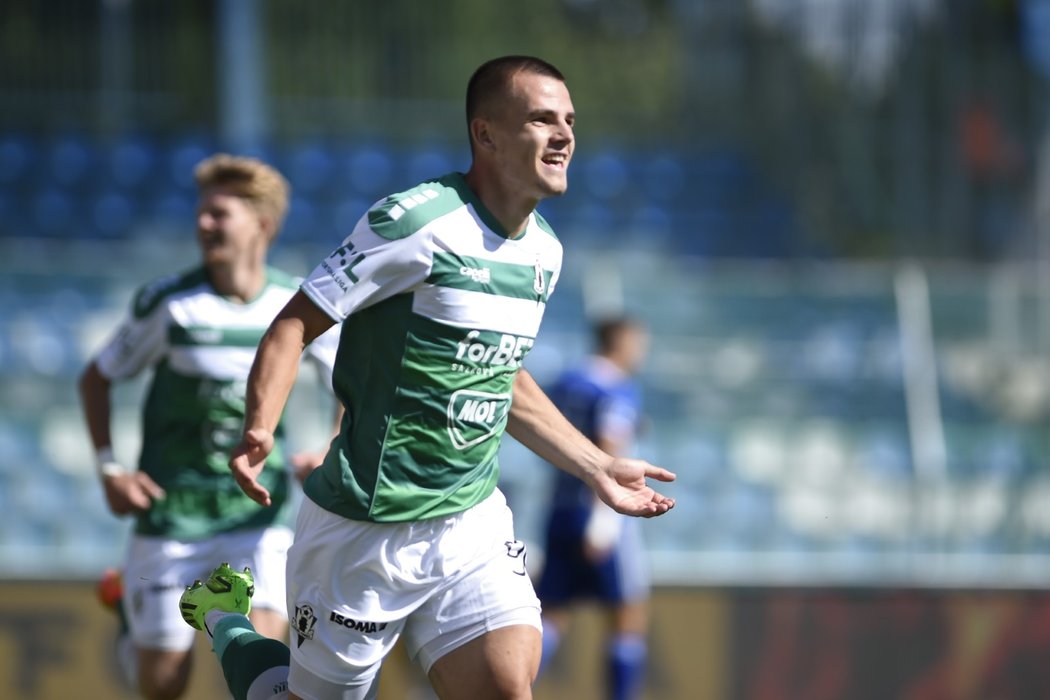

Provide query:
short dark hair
left=594, top=316, right=642, bottom=354
left=465, top=55, right=565, bottom=143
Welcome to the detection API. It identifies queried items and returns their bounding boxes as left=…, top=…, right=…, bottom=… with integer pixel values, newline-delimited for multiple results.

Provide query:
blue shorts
left=535, top=508, right=649, bottom=606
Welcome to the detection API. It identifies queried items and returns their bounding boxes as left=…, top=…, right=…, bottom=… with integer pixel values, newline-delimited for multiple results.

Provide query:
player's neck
left=464, top=168, right=536, bottom=238
left=207, top=260, right=266, bottom=303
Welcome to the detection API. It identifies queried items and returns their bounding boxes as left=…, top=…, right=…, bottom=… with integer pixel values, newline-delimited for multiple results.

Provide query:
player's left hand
left=589, top=457, right=675, bottom=517
left=229, top=428, right=275, bottom=506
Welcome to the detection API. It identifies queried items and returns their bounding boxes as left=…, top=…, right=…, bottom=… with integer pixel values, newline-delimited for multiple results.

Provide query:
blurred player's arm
left=78, top=361, right=166, bottom=515
left=290, top=322, right=345, bottom=483
left=289, top=403, right=345, bottom=484
left=230, top=290, right=335, bottom=505
left=507, top=368, right=675, bottom=518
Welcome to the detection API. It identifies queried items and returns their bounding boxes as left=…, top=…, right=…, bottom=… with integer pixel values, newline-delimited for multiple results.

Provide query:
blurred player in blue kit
left=536, top=316, right=652, bottom=700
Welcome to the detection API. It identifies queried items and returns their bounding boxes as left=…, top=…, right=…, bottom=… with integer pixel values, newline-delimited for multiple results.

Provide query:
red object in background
left=95, top=567, right=123, bottom=611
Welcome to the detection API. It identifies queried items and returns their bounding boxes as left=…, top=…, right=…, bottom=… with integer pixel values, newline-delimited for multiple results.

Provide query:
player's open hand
left=229, top=428, right=276, bottom=506
left=589, top=457, right=676, bottom=518
left=102, top=472, right=166, bottom=515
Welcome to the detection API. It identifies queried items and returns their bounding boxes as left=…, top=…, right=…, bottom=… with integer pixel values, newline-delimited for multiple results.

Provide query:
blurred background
left=1, top=0, right=1049, bottom=698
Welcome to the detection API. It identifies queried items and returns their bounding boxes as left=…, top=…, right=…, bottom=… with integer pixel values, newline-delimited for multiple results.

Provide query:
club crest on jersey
left=447, top=389, right=512, bottom=449
left=292, top=603, right=317, bottom=648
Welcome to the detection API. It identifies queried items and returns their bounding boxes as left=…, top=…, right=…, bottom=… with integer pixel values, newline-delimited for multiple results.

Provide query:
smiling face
left=477, top=70, right=576, bottom=203
left=195, top=186, right=270, bottom=268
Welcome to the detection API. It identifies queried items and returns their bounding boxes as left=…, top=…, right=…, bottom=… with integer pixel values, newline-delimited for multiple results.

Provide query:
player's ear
left=471, top=118, right=496, bottom=152
left=258, top=214, right=277, bottom=241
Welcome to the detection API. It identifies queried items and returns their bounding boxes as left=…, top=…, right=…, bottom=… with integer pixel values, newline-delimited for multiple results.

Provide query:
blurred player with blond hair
left=79, top=154, right=339, bottom=700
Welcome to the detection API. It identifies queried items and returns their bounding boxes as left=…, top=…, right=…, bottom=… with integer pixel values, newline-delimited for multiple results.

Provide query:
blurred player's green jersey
left=301, top=172, right=563, bottom=522
left=95, top=266, right=337, bottom=539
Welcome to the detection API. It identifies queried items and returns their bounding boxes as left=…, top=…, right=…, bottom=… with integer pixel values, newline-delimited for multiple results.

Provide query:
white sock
left=203, top=609, right=242, bottom=638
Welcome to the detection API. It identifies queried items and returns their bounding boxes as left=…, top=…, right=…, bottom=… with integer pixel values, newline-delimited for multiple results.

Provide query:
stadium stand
left=0, top=131, right=1046, bottom=588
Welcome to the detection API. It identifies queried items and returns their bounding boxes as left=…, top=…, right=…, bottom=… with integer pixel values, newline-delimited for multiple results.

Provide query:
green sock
left=212, top=616, right=290, bottom=700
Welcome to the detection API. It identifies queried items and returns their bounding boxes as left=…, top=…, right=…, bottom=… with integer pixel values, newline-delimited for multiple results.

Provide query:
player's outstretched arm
left=506, top=369, right=675, bottom=517
left=79, top=361, right=167, bottom=514
left=230, top=291, right=336, bottom=506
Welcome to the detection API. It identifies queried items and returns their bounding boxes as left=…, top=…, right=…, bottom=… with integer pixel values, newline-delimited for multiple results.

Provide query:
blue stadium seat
left=285, top=140, right=336, bottom=196
left=581, top=151, right=629, bottom=201
left=855, top=428, right=912, bottom=480
left=0, top=132, right=36, bottom=187
left=104, top=135, right=161, bottom=192
left=342, top=143, right=395, bottom=201
left=0, top=188, right=25, bottom=238
left=640, top=155, right=686, bottom=202
left=30, top=188, right=77, bottom=237
left=282, top=194, right=318, bottom=241
left=91, top=190, right=137, bottom=238
left=404, top=146, right=458, bottom=185
left=625, top=204, right=673, bottom=244
left=146, top=187, right=197, bottom=232
left=166, top=133, right=216, bottom=191
left=43, top=133, right=96, bottom=190
left=333, top=197, right=370, bottom=237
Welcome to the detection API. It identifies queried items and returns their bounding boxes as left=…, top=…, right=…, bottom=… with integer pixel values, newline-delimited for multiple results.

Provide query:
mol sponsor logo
left=447, top=389, right=512, bottom=449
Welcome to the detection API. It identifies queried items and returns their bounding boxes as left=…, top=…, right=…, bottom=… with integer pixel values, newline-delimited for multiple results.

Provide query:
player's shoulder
left=531, top=209, right=560, bottom=242
left=366, top=173, right=470, bottom=241
left=131, top=267, right=209, bottom=319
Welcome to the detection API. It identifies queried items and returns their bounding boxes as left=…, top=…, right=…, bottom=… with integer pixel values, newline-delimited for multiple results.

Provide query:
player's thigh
left=428, top=624, right=541, bottom=700
left=136, top=647, right=193, bottom=700
left=285, top=498, right=411, bottom=695
left=122, top=536, right=198, bottom=652
left=405, top=489, right=542, bottom=676
left=251, top=605, right=290, bottom=640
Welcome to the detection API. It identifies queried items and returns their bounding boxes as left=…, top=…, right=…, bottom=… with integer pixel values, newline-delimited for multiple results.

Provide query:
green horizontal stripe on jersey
left=168, top=325, right=267, bottom=347
left=426, top=253, right=554, bottom=302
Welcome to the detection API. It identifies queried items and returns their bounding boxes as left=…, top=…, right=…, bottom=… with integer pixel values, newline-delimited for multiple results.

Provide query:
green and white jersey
left=301, top=172, right=563, bottom=523
left=95, top=266, right=338, bottom=540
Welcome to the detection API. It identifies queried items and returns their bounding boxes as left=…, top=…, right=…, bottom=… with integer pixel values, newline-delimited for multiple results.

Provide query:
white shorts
left=122, top=526, right=292, bottom=651
left=286, top=488, right=541, bottom=696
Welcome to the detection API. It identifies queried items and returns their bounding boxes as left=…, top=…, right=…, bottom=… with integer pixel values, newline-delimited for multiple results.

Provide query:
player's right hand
left=102, top=472, right=165, bottom=515
left=229, top=428, right=275, bottom=506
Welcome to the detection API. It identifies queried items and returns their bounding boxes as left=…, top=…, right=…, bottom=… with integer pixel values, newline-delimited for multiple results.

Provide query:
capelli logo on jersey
left=459, top=265, right=491, bottom=284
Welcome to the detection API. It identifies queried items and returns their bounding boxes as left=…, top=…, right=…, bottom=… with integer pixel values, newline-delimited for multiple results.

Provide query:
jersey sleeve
left=300, top=218, right=434, bottom=322
left=94, top=290, right=170, bottom=381
left=302, top=322, right=340, bottom=390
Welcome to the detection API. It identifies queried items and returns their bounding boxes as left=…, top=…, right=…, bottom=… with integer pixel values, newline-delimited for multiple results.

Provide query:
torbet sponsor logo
left=455, top=330, right=533, bottom=369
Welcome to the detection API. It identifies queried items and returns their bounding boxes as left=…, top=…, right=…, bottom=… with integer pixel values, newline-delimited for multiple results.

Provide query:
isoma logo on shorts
left=329, top=611, right=389, bottom=634
left=446, top=389, right=511, bottom=449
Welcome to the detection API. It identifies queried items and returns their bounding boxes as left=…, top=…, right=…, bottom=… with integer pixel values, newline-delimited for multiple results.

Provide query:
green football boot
left=179, top=562, right=255, bottom=631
